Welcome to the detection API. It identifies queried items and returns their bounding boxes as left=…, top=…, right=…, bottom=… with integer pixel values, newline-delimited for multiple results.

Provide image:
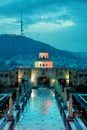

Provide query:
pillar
left=32, top=78, right=37, bottom=87
left=21, top=86, right=24, bottom=101
left=63, top=87, right=67, bottom=109
left=28, top=80, right=32, bottom=92
left=25, top=82, right=28, bottom=96
left=55, top=79, right=58, bottom=92
left=59, top=84, right=63, bottom=102
left=56, top=80, right=61, bottom=92
left=15, top=88, right=20, bottom=110
left=67, top=93, right=73, bottom=121
left=8, top=94, right=14, bottom=121
left=60, top=84, right=63, bottom=95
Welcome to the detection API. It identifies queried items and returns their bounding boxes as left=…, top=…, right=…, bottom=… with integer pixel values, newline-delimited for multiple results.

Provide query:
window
left=79, top=74, right=83, bottom=77
left=84, top=74, right=87, bottom=77
left=0, top=74, right=3, bottom=77
left=4, top=74, right=8, bottom=77
left=11, top=76, right=14, bottom=78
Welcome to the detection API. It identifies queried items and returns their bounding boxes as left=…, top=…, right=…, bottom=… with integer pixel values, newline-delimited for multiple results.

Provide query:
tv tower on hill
left=20, top=12, right=24, bottom=36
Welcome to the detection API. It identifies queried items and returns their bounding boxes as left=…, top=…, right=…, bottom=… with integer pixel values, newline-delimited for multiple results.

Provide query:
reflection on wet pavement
left=14, top=87, right=65, bottom=130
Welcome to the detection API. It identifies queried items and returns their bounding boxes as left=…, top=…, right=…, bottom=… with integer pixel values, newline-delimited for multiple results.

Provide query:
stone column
left=25, top=84, right=28, bottom=96
left=8, top=94, right=14, bottom=121
left=67, top=93, right=73, bottom=121
left=34, top=78, right=37, bottom=87
left=58, top=83, right=61, bottom=95
left=59, top=84, right=63, bottom=102
left=29, top=80, right=32, bottom=92
left=15, top=88, right=20, bottom=110
left=63, top=87, right=67, bottom=109
left=60, top=84, right=63, bottom=95
left=27, top=80, right=29, bottom=93
left=21, top=86, right=24, bottom=101
left=55, top=79, right=58, bottom=92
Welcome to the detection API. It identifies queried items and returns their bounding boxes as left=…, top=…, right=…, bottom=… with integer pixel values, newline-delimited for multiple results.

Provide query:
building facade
left=69, top=69, right=87, bottom=86
left=0, top=50, right=87, bottom=89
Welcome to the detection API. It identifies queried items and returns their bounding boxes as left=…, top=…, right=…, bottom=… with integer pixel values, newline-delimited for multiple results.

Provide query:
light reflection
left=31, top=89, right=35, bottom=98
left=51, top=91, right=55, bottom=97
left=40, top=100, right=52, bottom=115
left=38, top=88, right=53, bottom=115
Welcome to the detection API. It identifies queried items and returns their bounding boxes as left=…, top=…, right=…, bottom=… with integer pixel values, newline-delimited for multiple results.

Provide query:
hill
left=0, top=34, right=87, bottom=69
left=0, top=34, right=78, bottom=59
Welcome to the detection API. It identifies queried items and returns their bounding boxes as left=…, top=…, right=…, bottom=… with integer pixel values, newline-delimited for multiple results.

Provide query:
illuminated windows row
left=40, top=64, right=48, bottom=67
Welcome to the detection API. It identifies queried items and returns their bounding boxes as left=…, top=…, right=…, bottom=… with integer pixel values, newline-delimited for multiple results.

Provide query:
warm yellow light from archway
left=66, top=79, right=69, bottom=84
left=31, top=77, right=35, bottom=83
left=18, top=69, right=23, bottom=85
left=65, top=73, right=69, bottom=85
left=51, top=79, right=56, bottom=86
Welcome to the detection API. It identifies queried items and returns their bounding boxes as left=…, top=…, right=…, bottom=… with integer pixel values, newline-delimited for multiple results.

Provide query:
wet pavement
left=14, top=86, right=66, bottom=130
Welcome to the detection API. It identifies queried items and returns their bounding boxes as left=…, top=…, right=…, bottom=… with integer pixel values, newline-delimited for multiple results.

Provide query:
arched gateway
left=30, top=50, right=69, bottom=88
left=31, top=50, right=56, bottom=87
left=31, top=68, right=56, bottom=88
left=17, top=50, right=69, bottom=88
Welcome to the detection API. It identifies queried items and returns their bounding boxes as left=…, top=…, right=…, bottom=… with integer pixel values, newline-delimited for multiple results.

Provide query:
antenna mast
left=21, top=12, right=24, bottom=36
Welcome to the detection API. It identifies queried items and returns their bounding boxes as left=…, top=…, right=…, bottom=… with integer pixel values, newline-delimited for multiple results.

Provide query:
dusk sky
left=0, top=0, right=87, bottom=52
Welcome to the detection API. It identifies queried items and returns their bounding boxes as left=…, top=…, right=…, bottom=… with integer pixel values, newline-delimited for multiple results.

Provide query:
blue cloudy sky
left=0, top=0, right=87, bottom=52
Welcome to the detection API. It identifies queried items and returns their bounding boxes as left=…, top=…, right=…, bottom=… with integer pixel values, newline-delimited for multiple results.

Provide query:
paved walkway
left=14, top=87, right=66, bottom=130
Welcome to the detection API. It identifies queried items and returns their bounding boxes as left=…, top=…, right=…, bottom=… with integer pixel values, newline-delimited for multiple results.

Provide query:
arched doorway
left=38, top=77, right=50, bottom=87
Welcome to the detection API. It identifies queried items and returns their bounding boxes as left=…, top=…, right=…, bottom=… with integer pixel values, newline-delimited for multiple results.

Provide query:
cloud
left=24, top=6, right=70, bottom=26
left=28, top=20, right=74, bottom=33
left=0, top=18, right=18, bottom=24
left=0, top=0, right=62, bottom=16
left=0, top=0, right=11, bottom=7
left=0, top=0, right=86, bottom=52
left=0, top=0, right=87, bottom=17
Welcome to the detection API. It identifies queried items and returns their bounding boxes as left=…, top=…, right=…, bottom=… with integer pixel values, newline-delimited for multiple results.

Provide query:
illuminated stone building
left=0, top=50, right=87, bottom=89
left=69, top=69, right=87, bottom=87
left=34, top=50, right=53, bottom=68
left=0, top=68, right=31, bottom=87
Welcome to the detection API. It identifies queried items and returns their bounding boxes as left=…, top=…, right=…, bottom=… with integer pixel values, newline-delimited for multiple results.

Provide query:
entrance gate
left=38, top=77, right=50, bottom=87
